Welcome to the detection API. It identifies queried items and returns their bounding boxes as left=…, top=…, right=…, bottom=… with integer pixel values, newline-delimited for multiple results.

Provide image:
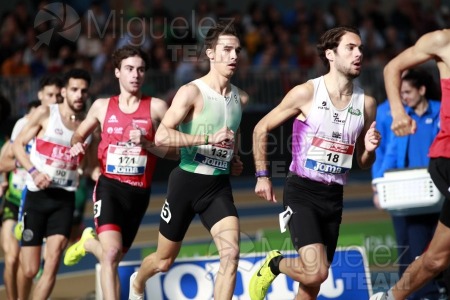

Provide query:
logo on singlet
left=333, top=113, right=345, bottom=125
left=313, top=161, right=343, bottom=174
left=332, top=131, right=342, bottom=139
left=318, top=101, right=329, bottom=110
left=108, top=115, right=118, bottom=123
left=348, top=106, right=362, bottom=116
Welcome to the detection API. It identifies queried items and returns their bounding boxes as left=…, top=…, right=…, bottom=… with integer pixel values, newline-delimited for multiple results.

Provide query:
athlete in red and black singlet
left=98, top=95, right=157, bottom=188
left=94, top=95, right=157, bottom=250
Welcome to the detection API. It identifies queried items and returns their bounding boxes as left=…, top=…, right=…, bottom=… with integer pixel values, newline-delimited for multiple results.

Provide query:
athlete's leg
left=210, top=215, right=240, bottom=300
left=280, top=243, right=329, bottom=300
left=96, top=230, right=124, bottom=300
left=131, top=233, right=182, bottom=296
left=391, top=221, right=450, bottom=300
left=32, top=234, right=68, bottom=299
left=1, top=219, right=20, bottom=300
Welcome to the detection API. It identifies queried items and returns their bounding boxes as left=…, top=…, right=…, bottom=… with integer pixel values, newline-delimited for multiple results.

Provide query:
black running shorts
left=283, top=174, right=343, bottom=262
left=159, top=167, right=238, bottom=242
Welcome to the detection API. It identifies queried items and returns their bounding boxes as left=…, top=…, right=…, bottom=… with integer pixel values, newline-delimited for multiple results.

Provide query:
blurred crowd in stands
left=3, top=0, right=450, bottom=75
left=0, top=0, right=449, bottom=108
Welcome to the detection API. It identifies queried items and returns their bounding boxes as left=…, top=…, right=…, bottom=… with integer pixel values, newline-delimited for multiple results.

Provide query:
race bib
left=106, top=144, right=147, bottom=175
left=35, top=139, right=79, bottom=188
left=193, top=141, right=234, bottom=171
left=304, top=136, right=354, bottom=174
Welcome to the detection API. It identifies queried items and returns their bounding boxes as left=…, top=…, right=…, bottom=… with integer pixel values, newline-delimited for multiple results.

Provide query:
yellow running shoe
left=14, top=221, right=24, bottom=240
left=64, top=227, right=95, bottom=266
left=249, top=250, right=283, bottom=300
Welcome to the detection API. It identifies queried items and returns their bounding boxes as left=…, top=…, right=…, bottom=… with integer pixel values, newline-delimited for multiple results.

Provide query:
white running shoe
left=129, top=272, right=144, bottom=300
left=370, top=292, right=387, bottom=300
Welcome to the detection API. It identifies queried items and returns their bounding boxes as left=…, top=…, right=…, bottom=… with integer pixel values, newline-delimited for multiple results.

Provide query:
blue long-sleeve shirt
left=380, top=100, right=441, bottom=174
left=372, top=100, right=394, bottom=179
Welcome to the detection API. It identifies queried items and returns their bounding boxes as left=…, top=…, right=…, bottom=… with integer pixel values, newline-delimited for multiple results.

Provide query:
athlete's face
left=115, top=56, right=146, bottom=94
left=401, top=80, right=426, bottom=109
left=207, top=35, right=241, bottom=78
left=332, top=32, right=363, bottom=79
left=61, top=78, right=89, bottom=112
left=38, top=84, right=61, bottom=106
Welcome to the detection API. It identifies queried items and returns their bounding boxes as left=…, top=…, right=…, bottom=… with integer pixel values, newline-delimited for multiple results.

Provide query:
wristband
left=255, top=170, right=270, bottom=178
left=204, top=134, right=209, bottom=145
left=28, top=166, right=37, bottom=175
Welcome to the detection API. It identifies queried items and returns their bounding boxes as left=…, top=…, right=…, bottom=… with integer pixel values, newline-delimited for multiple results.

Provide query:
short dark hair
left=112, top=45, right=150, bottom=71
left=39, top=74, right=63, bottom=91
left=317, top=26, right=360, bottom=71
left=62, top=69, right=91, bottom=87
left=204, top=20, right=239, bottom=51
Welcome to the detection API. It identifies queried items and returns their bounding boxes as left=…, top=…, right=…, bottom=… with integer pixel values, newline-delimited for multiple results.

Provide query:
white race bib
left=304, top=136, right=354, bottom=174
left=106, top=144, right=147, bottom=175
left=193, top=141, right=234, bottom=171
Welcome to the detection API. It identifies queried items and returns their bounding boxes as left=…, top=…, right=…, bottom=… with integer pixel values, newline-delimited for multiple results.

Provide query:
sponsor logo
left=332, top=131, right=342, bottom=139
left=200, top=156, right=228, bottom=169
left=333, top=113, right=346, bottom=124
left=107, top=127, right=123, bottom=134
left=108, top=115, right=118, bottom=123
left=348, top=106, right=362, bottom=116
left=318, top=141, right=351, bottom=154
left=55, top=128, right=63, bottom=135
left=313, top=161, right=343, bottom=174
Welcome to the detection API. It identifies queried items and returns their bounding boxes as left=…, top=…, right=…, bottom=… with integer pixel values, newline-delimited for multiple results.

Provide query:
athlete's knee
left=4, top=251, right=19, bottom=268
left=218, top=244, right=240, bottom=264
left=21, top=264, right=39, bottom=279
left=291, top=266, right=329, bottom=286
left=101, top=246, right=122, bottom=264
left=153, top=255, right=174, bottom=273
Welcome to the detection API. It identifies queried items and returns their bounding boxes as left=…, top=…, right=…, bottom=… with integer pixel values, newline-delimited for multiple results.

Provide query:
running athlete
left=11, top=69, right=91, bottom=300
left=63, top=45, right=177, bottom=300
left=0, top=74, right=63, bottom=300
left=249, top=26, right=380, bottom=300
left=128, top=21, right=248, bottom=300
left=371, top=28, right=450, bottom=300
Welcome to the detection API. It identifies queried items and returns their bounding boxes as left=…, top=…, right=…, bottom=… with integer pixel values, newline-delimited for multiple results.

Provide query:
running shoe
left=370, top=292, right=388, bottom=300
left=249, top=250, right=283, bottom=300
left=129, top=271, right=144, bottom=300
left=63, top=227, right=95, bottom=266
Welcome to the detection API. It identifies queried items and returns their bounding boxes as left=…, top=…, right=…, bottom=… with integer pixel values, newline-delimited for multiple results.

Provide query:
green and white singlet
left=179, top=79, right=242, bottom=175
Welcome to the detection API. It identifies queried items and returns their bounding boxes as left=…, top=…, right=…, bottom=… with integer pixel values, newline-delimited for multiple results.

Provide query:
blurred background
left=0, top=0, right=449, bottom=180
left=1, top=0, right=450, bottom=299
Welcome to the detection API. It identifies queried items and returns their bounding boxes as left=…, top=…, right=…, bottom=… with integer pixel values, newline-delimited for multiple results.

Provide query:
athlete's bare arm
left=143, top=97, right=179, bottom=160
left=355, top=95, right=379, bottom=169
left=12, top=105, right=49, bottom=171
left=70, top=98, right=107, bottom=156
left=155, top=84, right=205, bottom=147
left=384, top=29, right=450, bottom=136
left=253, top=82, right=312, bottom=173
left=230, top=88, right=250, bottom=176
left=253, top=82, right=313, bottom=202
left=0, top=142, right=16, bottom=173
left=12, top=105, right=52, bottom=189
